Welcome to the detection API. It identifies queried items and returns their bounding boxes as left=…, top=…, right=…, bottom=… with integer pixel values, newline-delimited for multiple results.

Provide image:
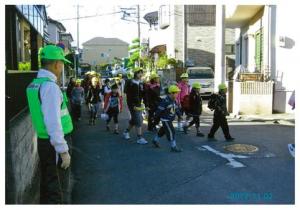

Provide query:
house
left=47, top=17, right=66, bottom=44
left=224, top=5, right=297, bottom=114
left=82, top=37, right=129, bottom=67
left=60, top=32, right=74, bottom=54
left=143, top=5, right=236, bottom=71
left=5, top=5, right=49, bottom=204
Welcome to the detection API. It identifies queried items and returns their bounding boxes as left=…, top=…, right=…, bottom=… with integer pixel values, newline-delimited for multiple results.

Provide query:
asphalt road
left=71, top=102, right=295, bottom=204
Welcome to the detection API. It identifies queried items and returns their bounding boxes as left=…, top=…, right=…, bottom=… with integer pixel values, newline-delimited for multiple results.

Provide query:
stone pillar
left=214, top=4, right=226, bottom=91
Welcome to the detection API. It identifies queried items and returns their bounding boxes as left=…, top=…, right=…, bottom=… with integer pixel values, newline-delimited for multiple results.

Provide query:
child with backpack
left=207, top=83, right=234, bottom=141
left=183, top=82, right=205, bottom=137
left=104, top=84, right=123, bottom=134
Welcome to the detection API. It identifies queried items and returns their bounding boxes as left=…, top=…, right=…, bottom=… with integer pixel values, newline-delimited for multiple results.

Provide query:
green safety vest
left=26, top=77, right=73, bottom=139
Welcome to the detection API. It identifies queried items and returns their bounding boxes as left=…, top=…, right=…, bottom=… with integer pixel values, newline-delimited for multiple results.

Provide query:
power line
left=56, top=11, right=123, bottom=21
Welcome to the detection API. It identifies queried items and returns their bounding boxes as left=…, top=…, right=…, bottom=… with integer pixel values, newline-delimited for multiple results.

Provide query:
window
left=188, top=68, right=214, bottom=79
left=187, top=5, right=216, bottom=26
left=23, top=5, right=29, bottom=19
left=34, top=6, right=38, bottom=29
left=255, top=28, right=263, bottom=72
left=28, top=5, right=34, bottom=26
left=225, top=44, right=235, bottom=55
left=100, top=53, right=105, bottom=57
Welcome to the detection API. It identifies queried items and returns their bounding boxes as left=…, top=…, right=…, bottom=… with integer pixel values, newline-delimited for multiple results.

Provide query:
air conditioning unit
left=159, top=5, right=170, bottom=29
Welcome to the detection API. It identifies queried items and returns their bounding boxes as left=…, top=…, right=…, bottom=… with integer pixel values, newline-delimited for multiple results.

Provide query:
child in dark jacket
left=86, top=77, right=101, bottom=125
left=152, top=85, right=183, bottom=152
left=144, top=73, right=161, bottom=131
left=183, top=82, right=204, bottom=137
left=104, top=84, right=123, bottom=134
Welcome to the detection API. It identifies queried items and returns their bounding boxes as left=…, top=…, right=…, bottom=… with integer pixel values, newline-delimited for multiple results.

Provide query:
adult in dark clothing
left=208, top=83, right=235, bottom=141
left=86, top=77, right=101, bottom=125
left=183, top=82, right=204, bottom=137
left=123, top=68, right=148, bottom=144
left=144, top=73, right=161, bottom=131
left=71, top=79, right=84, bottom=121
left=66, top=77, right=75, bottom=98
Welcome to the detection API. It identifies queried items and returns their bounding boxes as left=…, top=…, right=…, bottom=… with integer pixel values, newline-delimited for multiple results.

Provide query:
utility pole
left=137, top=5, right=141, bottom=67
left=75, top=4, right=80, bottom=78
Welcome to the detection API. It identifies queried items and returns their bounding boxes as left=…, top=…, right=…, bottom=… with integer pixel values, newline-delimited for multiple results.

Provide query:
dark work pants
left=73, top=104, right=81, bottom=120
left=209, top=114, right=231, bottom=138
left=107, top=108, right=119, bottom=124
left=38, top=135, right=72, bottom=204
left=157, top=121, right=176, bottom=141
left=147, top=108, right=156, bottom=131
left=188, top=115, right=200, bottom=128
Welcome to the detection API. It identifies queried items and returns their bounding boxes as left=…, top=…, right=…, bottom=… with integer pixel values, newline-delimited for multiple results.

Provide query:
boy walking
left=104, top=84, right=123, bottom=134
left=123, top=68, right=148, bottom=144
left=207, top=83, right=234, bottom=141
left=152, top=85, right=183, bottom=152
left=183, top=82, right=205, bottom=137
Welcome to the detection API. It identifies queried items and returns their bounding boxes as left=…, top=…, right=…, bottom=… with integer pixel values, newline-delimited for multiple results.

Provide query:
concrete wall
left=231, top=81, right=273, bottom=115
left=274, top=4, right=298, bottom=113
left=6, top=110, right=40, bottom=204
left=82, top=45, right=128, bottom=66
left=174, top=5, right=184, bottom=62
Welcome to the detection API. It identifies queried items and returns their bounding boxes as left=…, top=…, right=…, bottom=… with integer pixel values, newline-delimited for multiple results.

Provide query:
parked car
left=187, top=66, right=214, bottom=96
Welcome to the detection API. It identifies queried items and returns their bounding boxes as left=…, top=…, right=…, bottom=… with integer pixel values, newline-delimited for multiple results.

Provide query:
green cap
left=192, top=82, right=201, bottom=89
left=218, top=83, right=227, bottom=90
left=40, top=45, right=71, bottom=64
left=168, top=85, right=181, bottom=93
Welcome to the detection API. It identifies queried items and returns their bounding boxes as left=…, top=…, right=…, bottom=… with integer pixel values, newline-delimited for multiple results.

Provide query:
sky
left=46, top=4, right=153, bottom=48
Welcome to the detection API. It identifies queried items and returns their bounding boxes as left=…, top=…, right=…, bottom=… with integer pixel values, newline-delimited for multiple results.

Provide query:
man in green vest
left=26, top=45, right=73, bottom=204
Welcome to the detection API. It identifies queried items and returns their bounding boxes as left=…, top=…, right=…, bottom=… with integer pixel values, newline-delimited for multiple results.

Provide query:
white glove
left=60, top=152, right=71, bottom=170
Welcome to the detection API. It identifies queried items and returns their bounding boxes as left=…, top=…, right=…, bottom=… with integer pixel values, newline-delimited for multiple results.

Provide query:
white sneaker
left=288, top=144, right=295, bottom=158
left=137, top=137, right=148, bottom=144
left=123, top=131, right=130, bottom=140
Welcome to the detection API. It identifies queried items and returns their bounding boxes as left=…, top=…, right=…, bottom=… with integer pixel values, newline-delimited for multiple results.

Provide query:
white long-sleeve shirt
left=37, top=69, right=69, bottom=153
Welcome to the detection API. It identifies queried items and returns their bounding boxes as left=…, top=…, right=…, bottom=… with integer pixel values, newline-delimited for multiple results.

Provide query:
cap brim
left=63, top=58, right=72, bottom=64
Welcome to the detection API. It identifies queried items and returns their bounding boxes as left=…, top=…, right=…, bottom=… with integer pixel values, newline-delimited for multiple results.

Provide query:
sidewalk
left=230, top=113, right=295, bottom=126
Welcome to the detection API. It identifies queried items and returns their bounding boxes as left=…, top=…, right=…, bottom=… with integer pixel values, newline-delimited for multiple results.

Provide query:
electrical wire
left=56, top=11, right=123, bottom=21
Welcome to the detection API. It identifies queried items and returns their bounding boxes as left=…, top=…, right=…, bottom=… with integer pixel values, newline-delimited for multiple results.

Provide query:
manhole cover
left=224, top=144, right=259, bottom=153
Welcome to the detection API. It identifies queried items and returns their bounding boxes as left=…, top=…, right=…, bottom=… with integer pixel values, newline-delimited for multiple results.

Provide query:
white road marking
left=199, top=145, right=249, bottom=168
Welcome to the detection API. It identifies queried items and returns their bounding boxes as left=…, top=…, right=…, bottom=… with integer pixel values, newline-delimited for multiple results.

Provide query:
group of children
left=67, top=69, right=234, bottom=153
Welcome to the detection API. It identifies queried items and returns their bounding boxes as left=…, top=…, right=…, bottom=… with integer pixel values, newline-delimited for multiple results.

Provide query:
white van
left=187, top=67, right=214, bottom=96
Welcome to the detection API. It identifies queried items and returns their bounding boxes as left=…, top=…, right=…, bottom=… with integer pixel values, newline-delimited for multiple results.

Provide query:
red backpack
left=181, top=95, right=190, bottom=111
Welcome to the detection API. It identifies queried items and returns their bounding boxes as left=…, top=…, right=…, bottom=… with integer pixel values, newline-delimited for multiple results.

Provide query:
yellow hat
left=133, top=67, right=143, bottom=73
left=192, top=82, right=201, bottom=89
left=127, top=71, right=134, bottom=79
left=91, top=77, right=99, bottom=83
left=168, top=85, right=181, bottom=93
left=90, top=71, right=97, bottom=75
left=75, top=79, right=81, bottom=84
left=150, top=73, right=159, bottom=80
left=180, top=73, right=189, bottom=78
left=218, top=83, right=227, bottom=90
